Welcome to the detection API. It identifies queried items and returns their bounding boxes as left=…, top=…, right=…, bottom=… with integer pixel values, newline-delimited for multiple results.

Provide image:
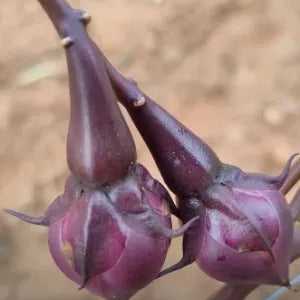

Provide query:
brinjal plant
left=103, top=47, right=300, bottom=289
left=5, top=1, right=300, bottom=300
left=5, top=1, right=197, bottom=300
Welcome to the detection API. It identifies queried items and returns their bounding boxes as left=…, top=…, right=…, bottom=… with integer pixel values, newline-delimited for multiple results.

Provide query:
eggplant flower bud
left=5, top=1, right=200, bottom=299
left=103, top=56, right=296, bottom=286
left=7, top=165, right=184, bottom=299
left=197, top=172, right=293, bottom=286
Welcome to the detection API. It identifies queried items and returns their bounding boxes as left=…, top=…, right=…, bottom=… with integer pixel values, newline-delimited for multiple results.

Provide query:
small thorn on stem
left=61, top=36, right=74, bottom=48
left=80, top=11, right=91, bottom=25
left=78, top=279, right=88, bottom=291
left=133, top=95, right=146, bottom=107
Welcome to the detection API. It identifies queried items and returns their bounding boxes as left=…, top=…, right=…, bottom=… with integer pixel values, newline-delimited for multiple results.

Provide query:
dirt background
left=1, top=0, right=300, bottom=299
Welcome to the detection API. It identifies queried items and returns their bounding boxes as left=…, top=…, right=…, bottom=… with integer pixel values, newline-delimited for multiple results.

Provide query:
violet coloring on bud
left=197, top=167, right=294, bottom=286
left=209, top=175, right=300, bottom=300
left=7, top=164, right=183, bottom=300
left=103, top=57, right=297, bottom=287
left=5, top=1, right=300, bottom=299
left=5, top=1, right=197, bottom=299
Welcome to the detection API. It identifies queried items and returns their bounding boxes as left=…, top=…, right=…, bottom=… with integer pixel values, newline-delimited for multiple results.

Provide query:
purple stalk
left=105, top=61, right=221, bottom=197
left=103, top=54, right=296, bottom=286
left=104, top=59, right=295, bottom=195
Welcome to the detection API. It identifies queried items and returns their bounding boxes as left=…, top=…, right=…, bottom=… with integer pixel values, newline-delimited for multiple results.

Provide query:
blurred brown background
left=1, top=0, right=300, bottom=299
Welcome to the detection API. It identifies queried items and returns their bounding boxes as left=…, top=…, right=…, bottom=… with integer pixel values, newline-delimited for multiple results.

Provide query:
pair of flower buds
left=6, top=1, right=300, bottom=300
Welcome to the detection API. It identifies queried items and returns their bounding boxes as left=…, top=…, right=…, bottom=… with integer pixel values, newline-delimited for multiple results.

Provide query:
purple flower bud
left=103, top=58, right=296, bottom=286
left=6, top=1, right=198, bottom=299
left=209, top=204, right=300, bottom=300
left=7, top=166, right=196, bottom=299
left=197, top=178, right=293, bottom=286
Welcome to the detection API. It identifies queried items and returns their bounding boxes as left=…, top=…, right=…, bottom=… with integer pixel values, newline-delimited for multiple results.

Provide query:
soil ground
left=1, top=0, right=300, bottom=299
